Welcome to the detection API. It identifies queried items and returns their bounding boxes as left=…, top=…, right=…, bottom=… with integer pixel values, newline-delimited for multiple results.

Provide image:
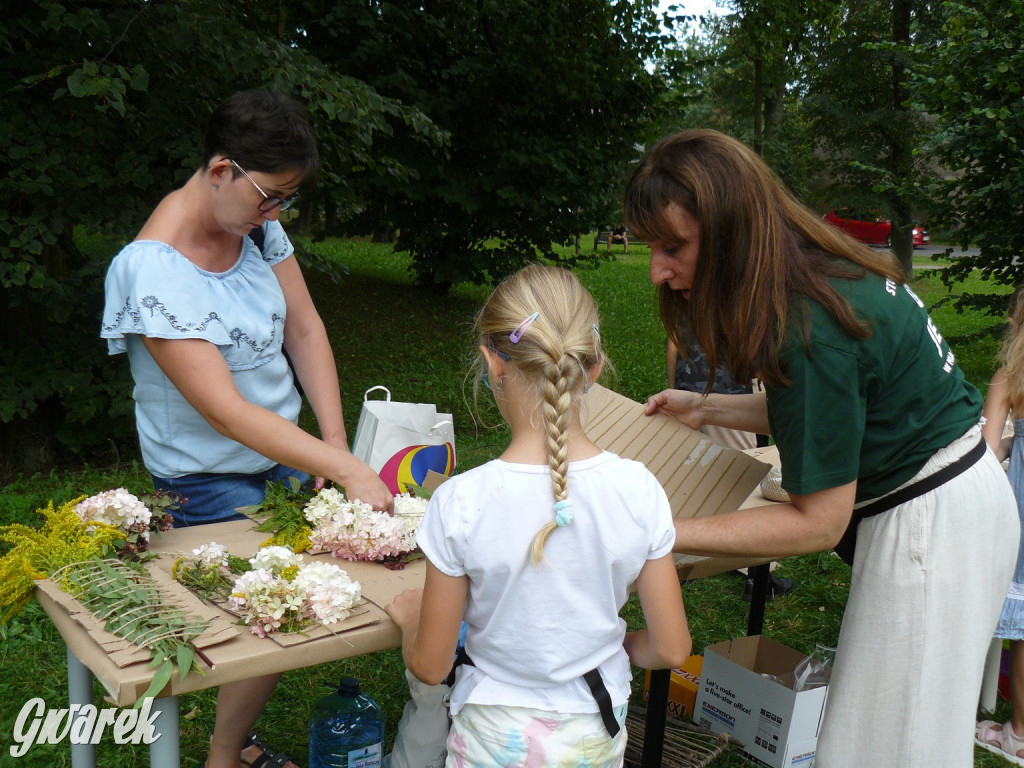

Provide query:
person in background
left=385, top=264, right=690, bottom=768
left=977, top=290, right=1024, bottom=766
left=102, top=88, right=391, bottom=768
left=607, top=224, right=629, bottom=252
left=627, top=128, right=1016, bottom=767
left=667, top=328, right=757, bottom=451
left=668, top=330, right=795, bottom=601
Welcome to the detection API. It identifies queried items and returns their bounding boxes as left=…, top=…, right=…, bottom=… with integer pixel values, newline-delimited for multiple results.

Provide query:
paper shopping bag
left=352, top=386, right=456, bottom=495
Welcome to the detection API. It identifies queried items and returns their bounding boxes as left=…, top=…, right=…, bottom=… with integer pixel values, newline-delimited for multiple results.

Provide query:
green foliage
left=244, top=477, right=315, bottom=552
left=55, top=557, right=210, bottom=701
left=299, top=0, right=667, bottom=287
left=910, top=0, right=1024, bottom=308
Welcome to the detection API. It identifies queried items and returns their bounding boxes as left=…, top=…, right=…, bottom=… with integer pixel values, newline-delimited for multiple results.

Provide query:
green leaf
left=177, top=644, right=195, bottom=682
left=138, top=658, right=174, bottom=704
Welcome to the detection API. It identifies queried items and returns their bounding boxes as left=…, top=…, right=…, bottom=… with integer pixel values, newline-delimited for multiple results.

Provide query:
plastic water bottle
left=309, top=677, right=386, bottom=768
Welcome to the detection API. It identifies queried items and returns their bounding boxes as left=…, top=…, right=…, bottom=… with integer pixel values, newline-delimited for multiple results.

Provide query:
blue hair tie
left=554, top=499, right=573, bottom=527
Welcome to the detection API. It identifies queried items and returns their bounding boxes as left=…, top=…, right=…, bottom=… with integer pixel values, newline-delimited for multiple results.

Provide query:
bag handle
left=429, top=419, right=453, bottom=433
left=363, top=385, right=392, bottom=402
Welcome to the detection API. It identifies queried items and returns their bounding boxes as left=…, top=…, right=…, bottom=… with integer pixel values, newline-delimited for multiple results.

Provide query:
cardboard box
left=644, top=654, right=703, bottom=720
left=694, top=635, right=828, bottom=768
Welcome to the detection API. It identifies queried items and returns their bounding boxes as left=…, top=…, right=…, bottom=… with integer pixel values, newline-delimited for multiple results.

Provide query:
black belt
left=445, top=649, right=620, bottom=737
left=835, top=436, right=987, bottom=565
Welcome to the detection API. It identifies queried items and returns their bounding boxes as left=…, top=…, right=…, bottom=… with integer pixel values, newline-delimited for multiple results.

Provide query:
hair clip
left=510, top=312, right=540, bottom=343
left=592, top=324, right=600, bottom=337
left=554, top=499, right=573, bottom=527
left=481, top=371, right=492, bottom=390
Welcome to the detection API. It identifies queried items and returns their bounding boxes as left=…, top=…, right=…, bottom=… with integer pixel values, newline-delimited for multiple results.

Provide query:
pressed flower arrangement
left=171, top=541, right=252, bottom=603
left=305, top=488, right=426, bottom=566
left=53, top=557, right=213, bottom=704
left=242, top=479, right=430, bottom=569
left=225, top=545, right=362, bottom=638
left=0, top=489, right=175, bottom=623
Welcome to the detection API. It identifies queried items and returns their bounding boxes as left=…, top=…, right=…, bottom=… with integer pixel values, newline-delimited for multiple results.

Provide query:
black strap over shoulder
left=247, top=224, right=304, bottom=398
left=834, top=436, right=987, bottom=566
left=248, top=225, right=266, bottom=251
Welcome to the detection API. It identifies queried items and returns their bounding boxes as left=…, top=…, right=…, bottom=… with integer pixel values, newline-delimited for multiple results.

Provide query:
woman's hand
left=339, top=458, right=394, bottom=512
left=645, top=389, right=705, bottom=430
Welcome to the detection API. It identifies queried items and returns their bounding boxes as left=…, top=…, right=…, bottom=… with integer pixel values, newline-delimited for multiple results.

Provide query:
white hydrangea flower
left=74, top=488, right=152, bottom=534
left=191, top=541, right=229, bottom=567
left=249, top=545, right=303, bottom=574
left=392, top=493, right=428, bottom=523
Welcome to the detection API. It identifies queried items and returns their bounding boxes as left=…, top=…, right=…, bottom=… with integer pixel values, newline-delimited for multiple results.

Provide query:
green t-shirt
left=766, top=270, right=982, bottom=502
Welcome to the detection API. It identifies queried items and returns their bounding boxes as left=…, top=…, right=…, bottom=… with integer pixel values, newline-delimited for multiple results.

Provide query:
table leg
left=640, top=668, right=669, bottom=768
left=66, top=645, right=97, bottom=768
left=746, top=563, right=771, bottom=636
left=149, top=696, right=181, bottom=768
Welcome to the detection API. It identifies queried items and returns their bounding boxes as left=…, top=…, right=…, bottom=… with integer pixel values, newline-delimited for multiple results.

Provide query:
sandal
left=1003, top=723, right=1024, bottom=767
left=241, top=731, right=298, bottom=768
left=977, top=719, right=1004, bottom=750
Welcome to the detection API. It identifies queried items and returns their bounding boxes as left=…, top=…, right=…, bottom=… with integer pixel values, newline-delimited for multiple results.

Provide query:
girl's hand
left=385, top=588, right=423, bottom=632
left=645, top=389, right=705, bottom=431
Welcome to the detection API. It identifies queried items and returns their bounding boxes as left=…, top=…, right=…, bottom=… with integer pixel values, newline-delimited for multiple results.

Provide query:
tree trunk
left=890, top=0, right=913, bottom=276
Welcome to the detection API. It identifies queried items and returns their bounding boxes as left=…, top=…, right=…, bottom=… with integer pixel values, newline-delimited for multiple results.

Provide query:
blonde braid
left=474, top=264, right=609, bottom=566
left=530, top=357, right=573, bottom=564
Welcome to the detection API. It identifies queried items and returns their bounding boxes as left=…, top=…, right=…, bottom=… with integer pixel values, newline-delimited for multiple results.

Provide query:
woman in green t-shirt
left=624, top=129, right=1017, bottom=767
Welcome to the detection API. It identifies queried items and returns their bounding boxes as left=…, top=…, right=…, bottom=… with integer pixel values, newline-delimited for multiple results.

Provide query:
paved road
left=916, top=243, right=980, bottom=259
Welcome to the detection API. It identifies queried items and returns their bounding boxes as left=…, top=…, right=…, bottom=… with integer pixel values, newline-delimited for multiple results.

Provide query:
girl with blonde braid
left=386, top=264, right=690, bottom=768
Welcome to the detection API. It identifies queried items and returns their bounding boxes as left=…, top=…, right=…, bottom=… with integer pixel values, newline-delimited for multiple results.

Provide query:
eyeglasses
left=228, top=159, right=300, bottom=212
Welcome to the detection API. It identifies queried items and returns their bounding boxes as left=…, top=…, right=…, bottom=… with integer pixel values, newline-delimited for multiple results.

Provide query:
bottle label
left=349, top=742, right=382, bottom=768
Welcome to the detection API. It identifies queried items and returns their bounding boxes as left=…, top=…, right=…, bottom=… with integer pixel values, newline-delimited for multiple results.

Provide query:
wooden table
left=34, top=520, right=425, bottom=768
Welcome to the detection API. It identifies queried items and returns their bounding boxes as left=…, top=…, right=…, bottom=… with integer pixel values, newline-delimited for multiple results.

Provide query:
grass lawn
left=0, top=235, right=1016, bottom=767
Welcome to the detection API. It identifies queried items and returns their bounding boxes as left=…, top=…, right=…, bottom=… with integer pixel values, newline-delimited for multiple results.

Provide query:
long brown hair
left=999, top=289, right=1024, bottom=414
left=624, top=130, right=904, bottom=387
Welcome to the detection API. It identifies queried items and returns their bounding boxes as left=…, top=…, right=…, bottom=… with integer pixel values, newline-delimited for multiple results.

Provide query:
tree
left=295, top=0, right=667, bottom=288
left=0, top=0, right=441, bottom=473
left=911, top=0, right=1024, bottom=308
left=654, top=4, right=828, bottom=198
left=803, top=0, right=938, bottom=275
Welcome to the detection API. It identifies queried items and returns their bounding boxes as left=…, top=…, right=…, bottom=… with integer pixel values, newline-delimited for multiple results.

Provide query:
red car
left=822, top=209, right=929, bottom=248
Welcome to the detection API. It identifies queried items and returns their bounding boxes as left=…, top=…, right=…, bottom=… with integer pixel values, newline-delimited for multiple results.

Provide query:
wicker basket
left=624, top=705, right=735, bottom=768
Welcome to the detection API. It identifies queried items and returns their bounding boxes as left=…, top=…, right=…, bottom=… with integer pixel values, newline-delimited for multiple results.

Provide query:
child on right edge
left=385, top=263, right=690, bottom=767
left=978, top=290, right=1024, bottom=767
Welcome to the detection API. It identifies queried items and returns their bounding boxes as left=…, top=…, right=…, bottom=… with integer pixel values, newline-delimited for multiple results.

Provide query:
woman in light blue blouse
left=102, top=89, right=391, bottom=768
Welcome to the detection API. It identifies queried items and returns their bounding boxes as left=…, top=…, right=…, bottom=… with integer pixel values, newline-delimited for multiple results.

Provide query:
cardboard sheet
left=581, top=384, right=769, bottom=520
left=581, top=384, right=772, bottom=579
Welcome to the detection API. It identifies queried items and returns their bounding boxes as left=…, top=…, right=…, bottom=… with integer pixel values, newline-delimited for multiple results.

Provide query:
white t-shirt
left=417, top=451, right=674, bottom=715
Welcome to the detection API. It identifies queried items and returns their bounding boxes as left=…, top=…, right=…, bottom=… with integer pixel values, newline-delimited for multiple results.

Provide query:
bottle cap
left=337, top=677, right=361, bottom=696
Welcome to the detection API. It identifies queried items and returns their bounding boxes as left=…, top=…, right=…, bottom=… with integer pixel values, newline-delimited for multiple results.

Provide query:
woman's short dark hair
left=203, top=89, right=320, bottom=183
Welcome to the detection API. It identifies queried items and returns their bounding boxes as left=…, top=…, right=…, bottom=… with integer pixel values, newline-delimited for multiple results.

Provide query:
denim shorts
left=151, top=465, right=308, bottom=528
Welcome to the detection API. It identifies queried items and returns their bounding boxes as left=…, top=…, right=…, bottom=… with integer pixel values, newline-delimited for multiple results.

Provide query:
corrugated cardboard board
left=581, top=384, right=772, bottom=579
